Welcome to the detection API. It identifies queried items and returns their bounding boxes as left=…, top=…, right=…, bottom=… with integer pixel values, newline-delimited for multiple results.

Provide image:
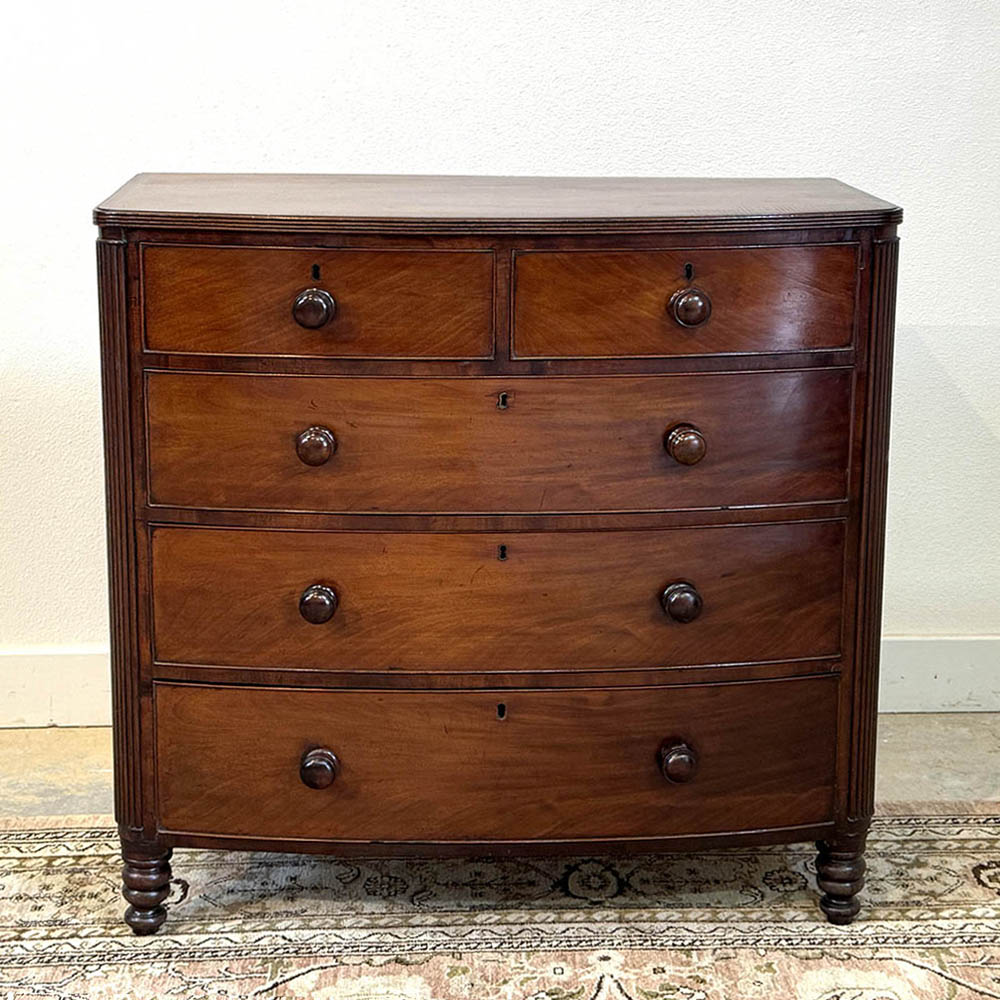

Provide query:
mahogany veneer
left=95, top=174, right=900, bottom=934
left=146, top=370, right=852, bottom=513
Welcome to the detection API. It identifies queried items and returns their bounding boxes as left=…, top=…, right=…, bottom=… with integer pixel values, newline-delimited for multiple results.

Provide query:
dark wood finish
left=294, top=426, right=336, bottom=466
left=669, top=287, right=712, bottom=327
left=121, top=844, right=172, bottom=935
left=154, top=676, right=837, bottom=841
left=513, top=245, right=858, bottom=358
left=658, top=740, right=699, bottom=783
left=848, top=239, right=899, bottom=825
left=151, top=521, right=845, bottom=672
left=153, top=661, right=842, bottom=691
left=664, top=424, right=707, bottom=466
left=142, top=245, right=494, bottom=358
left=96, top=174, right=902, bottom=233
left=145, top=370, right=852, bottom=513
left=660, top=582, right=703, bottom=623
left=816, top=830, right=868, bottom=924
left=97, top=239, right=144, bottom=836
left=298, top=583, right=338, bottom=624
left=95, top=174, right=900, bottom=932
left=292, top=288, right=337, bottom=329
left=299, top=747, right=341, bottom=789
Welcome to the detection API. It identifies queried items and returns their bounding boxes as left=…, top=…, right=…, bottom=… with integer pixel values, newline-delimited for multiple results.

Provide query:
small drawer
left=150, top=521, right=845, bottom=672
left=154, top=676, right=837, bottom=841
left=513, top=244, right=858, bottom=357
left=142, top=245, right=494, bottom=358
left=145, top=369, right=851, bottom=513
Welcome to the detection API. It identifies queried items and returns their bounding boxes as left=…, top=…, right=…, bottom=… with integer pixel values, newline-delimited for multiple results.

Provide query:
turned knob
left=660, top=581, right=703, bottom=623
left=669, top=287, right=711, bottom=327
left=292, top=288, right=337, bottom=329
left=300, top=747, right=340, bottom=789
left=664, top=424, right=707, bottom=465
left=295, top=426, right=337, bottom=466
left=299, top=584, right=338, bottom=624
left=658, top=740, right=698, bottom=783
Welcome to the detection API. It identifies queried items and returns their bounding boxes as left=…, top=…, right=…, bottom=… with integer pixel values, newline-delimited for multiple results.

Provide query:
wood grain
left=94, top=174, right=900, bottom=931
left=146, top=370, right=852, bottom=513
left=154, top=676, right=838, bottom=841
left=142, top=245, right=494, bottom=358
left=847, top=238, right=899, bottom=823
left=150, top=521, right=845, bottom=671
left=514, top=245, right=858, bottom=357
left=97, top=238, right=142, bottom=834
left=96, top=174, right=902, bottom=234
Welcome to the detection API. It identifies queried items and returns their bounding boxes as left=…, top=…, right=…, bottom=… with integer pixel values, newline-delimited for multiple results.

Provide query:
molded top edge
left=94, top=173, right=902, bottom=232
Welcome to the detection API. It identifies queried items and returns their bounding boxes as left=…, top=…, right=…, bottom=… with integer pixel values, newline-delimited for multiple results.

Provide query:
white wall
left=2, top=0, right=998, bottom=723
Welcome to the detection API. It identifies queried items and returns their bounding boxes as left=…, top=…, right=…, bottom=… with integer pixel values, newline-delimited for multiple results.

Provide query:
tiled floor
left=0, top=714, right=997, bottom=817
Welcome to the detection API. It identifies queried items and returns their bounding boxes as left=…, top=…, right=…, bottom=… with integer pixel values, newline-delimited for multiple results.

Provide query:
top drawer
left=513, top=244, right=858, bottom=358
left=142, top=246, right=495, bottom=359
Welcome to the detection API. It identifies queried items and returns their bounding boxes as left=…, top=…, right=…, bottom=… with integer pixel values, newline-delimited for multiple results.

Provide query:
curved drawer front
left=151, top=521, right=844, bottom=672
left=142, top=245, right=494, bottom=358
left=146, top=370, right=851, bottom=513
left=154, top=677, right=837, bottom=841
left=514, top=244, right=858, bottom=357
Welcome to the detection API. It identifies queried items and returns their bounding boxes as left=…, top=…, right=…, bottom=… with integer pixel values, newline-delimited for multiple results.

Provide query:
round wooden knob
left=295, top=426, right=337, bottom=466
left=658, top=740, right=698, bottom=783
left=299, top=584, right=338, bottom=624
left=292, top=288, right=337, bottom=329
left=660, top=582, right=703, bottom=623
left=300, top=747, right=340, bottom=789
left=664, top=424, right=707, bottom=465
left=669, top=287, right=711, bottom=327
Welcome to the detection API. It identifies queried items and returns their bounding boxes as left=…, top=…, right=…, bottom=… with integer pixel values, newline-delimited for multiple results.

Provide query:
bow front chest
left=94, top=174, right=901, bottom=932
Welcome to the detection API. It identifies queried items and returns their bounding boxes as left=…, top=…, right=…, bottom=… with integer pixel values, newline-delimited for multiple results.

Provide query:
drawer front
left=146, top=370, right=851, bottom=513
left=142, top=246, right=494, bottom=358
left=514, top=245, right=858, bottom=357
left=154, top=677, right=837, bottom=841
left=151, top=521, right=844, bottom=671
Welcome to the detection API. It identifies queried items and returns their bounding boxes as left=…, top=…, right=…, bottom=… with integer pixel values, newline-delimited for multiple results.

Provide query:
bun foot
left=815, top=832, right=867, bottom=925
left=122, top=845, right=173, bottom=935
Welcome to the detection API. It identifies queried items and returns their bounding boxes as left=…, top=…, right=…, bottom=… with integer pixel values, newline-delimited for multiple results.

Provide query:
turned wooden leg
left=815, top=830, right=867, bottom=925
left=122, top=844, right=173, bottom=935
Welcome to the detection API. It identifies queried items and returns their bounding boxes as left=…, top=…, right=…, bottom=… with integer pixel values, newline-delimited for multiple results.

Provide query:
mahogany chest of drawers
left=94, top=174, right=901, bottom=933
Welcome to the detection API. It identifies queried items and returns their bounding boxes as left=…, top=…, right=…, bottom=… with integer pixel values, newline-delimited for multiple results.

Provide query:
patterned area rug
left=2, top=807, right=1000, bottom=999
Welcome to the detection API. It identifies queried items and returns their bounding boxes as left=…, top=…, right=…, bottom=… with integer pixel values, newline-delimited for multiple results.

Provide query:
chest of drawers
left=94, top=174, right=901, bottom=933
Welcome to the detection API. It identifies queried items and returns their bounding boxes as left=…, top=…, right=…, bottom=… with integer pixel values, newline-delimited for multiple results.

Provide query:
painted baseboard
left=0, top=647, right=111, bottom=728
left=0, top=637, right=998, bottom=726
left=878, top=636, right=1000, bottom=712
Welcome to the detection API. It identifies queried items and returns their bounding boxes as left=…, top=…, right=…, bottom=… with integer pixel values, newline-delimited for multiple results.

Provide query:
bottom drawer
left=154, top=677, right=837, bottom=842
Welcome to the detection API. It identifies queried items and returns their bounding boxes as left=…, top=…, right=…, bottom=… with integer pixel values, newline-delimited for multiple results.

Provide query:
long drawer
left=150, top=521, right=845, bottom=672
left=142, top=245, right=495, bottom=358
left=154, top=676, right=837, bottom=841
left=514, top=244, right=858, bottom=357
left=145, top=370, right=852, bottom=513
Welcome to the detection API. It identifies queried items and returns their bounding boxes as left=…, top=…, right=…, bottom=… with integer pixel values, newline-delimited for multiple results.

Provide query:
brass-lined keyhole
left=497, top=392, right=509, bottom=410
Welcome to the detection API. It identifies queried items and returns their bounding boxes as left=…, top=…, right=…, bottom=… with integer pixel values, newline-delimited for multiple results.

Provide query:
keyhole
left=312, top=264, right=321, bottom=281
left=684, top=262, right=694, bottom=281
left=497, top=544, right=508, bottom=561
left=497, top=392, right=509, bottom=410
left=496, top=703, right=507, bottom=720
